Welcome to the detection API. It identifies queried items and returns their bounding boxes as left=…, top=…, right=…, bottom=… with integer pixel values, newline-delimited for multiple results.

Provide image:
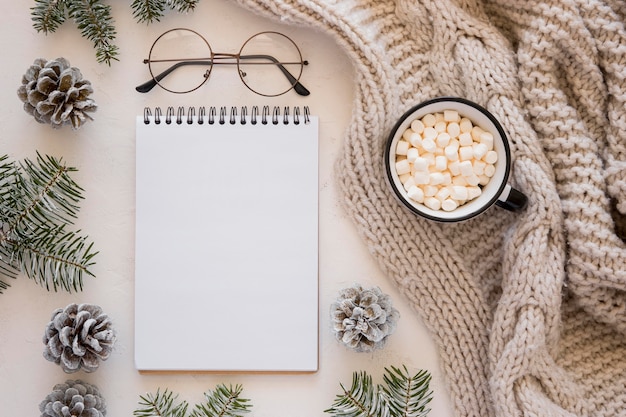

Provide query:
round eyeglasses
left=135, top=28, right=310, bottom=97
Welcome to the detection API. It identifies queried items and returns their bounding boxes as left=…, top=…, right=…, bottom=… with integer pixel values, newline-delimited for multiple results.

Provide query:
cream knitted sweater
left=237, top=0, right=626, bottom=416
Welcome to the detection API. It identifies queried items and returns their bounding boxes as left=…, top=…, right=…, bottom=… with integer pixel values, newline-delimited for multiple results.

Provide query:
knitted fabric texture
left=236, top=0, right=626, bottom=416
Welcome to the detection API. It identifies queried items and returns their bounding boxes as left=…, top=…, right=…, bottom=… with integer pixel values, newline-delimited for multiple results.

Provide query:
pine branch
left=381, top=366, right=433, bottom=417
left=325, top=371, right=388, bottom=417
left=66, top=0, right=119, bottom=65
left=134, top=389, right=189, bottom=417
left=31, top=0, right=67, bottom=33
left=131, top=0, right=166, bottom=24
left=325, top=367, right=433, bottom=417
left=131, top=0, right=199, bottom=24
left=31, top=0, right=203, bottom=64
left=0, top=153, right=97, bottom=294
left=0, top=155, right=19, bottom=288
left=167, top=0, right=199, bottom=14
left=14, top=225, right=97, bottom=292
left=192, top=384, right=252, bottom=417
left=134, top=385, right=251, bottom=417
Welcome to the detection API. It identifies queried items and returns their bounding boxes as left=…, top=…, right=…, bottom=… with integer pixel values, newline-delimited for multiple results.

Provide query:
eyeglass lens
left=238, top=32, right=304, bottom=97
left=146, top=29, right=306, bottom=96
left=148, top=29, right=212, bottom=94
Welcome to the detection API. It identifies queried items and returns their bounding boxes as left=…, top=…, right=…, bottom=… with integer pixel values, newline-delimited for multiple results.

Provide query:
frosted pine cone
left=17, top=57, right=97, bottom=129
left=331, top=284, right=400, bottom=352
left=43, top=303, right=116, bottom=373
left=39, top=380, right=106, bottom=417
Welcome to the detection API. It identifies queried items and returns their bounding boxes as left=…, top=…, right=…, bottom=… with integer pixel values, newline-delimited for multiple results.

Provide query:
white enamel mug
left=384, top=97, right=527, bottom=222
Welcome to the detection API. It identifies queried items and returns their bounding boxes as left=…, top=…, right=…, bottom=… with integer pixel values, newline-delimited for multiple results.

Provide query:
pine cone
left=39, top=380, right=106, bottom=417
left=330, top=284, right=400, bottom=352
left=17, top=57, right=97, bottom=130
left=43, top=303, right=116, bottom=373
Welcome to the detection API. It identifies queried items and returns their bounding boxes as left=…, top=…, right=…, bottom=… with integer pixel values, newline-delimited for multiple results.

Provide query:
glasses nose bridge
left=212, top=52, right=240, bottom=62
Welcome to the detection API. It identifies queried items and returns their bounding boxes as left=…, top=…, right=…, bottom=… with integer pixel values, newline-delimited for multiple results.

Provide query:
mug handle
left=496, top=184, right=528, bottom=211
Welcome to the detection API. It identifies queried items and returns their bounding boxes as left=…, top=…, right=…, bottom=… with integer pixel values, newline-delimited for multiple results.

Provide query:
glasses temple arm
left=239, top=54, right=310, bottom=96
left=135, top=60, right=212, bottom=93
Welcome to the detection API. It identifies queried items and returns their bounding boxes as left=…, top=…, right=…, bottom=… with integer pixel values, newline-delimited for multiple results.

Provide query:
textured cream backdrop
left=0, top=1, right=453, bottom=416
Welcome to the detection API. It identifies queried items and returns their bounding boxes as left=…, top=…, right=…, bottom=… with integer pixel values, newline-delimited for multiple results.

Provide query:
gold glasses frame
left=136, top=28, right=310, bottom=97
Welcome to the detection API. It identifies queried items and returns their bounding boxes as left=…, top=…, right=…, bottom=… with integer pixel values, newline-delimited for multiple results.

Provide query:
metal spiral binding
left=144, top=106, right=311, bottom=125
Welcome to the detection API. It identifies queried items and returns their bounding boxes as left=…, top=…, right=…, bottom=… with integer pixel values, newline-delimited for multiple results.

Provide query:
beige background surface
left=0, top=1, right=453, bottom=416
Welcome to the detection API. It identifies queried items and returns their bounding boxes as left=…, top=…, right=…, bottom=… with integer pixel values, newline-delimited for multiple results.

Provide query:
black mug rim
left=384, top=96, right=512, bottom=222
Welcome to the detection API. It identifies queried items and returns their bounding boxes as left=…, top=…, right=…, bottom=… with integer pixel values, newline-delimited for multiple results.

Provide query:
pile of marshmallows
left=394, top=110, right=498, bottom=212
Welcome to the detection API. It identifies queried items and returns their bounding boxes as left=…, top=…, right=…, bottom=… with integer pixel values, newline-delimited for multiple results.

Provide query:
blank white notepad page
left=134, top=108, right=319, bottom=372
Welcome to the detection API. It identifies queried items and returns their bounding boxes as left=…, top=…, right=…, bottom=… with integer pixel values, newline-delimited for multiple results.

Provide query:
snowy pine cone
left=43, top=303, right=116, bottom=373
left=39, top=380, right=106, bottom=417
left=17, top=57, right=97, bottom=129
left=331, top=284, right=400, bottom=352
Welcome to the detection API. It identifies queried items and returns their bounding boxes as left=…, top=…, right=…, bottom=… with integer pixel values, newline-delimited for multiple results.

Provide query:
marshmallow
left=422, top=153, right=435, bottom=166
left=429, top=172, right=445, bottom=185
left=407, top=185, right=424, bottom=203
left=479, top=132, right=494, bottom=149
left=410, top=119, right=425, bottom=134
left=402, top=129, right=414, bottom=141
left=399, top=173, right=411, bottom=184
left=458, top=132, right=473, bottom=146
left=452, top=175, right=468, bottom=186
left=435, top=187, right=451, bottom=201
left=447, top=122, right=460, bottom=138
left=403, top=176, right=416, bottom=191
left=459, top=146, right=474, bottom=161
left=413, top=171, right=430, bottom=185
left=434, top=121, right=447, bottom=133
left=435, top=155, right=448, bottom=171
left=395, top=159, right=410, bottom=175
left=407, top=147, right=419, bottom=162
left=459, top=118, right=473, bottom=133
left=459, top=160, right=474, bottom=177
left=483, top=163, right=496, bottom=177
left=422, top=127, right=437, bottom=141
left=441, top=199, right=458, bottom=212
left=451, top=185, right=469, bottom=201
left=422, top=113, right=436, bottom=127
left=436, top=132, right=451, bottom=148
left=465, top=173, right=480, bottom=186
left=484, top=150, right=498, bottom=164
left=467, top=186, right=482, bottom=200
left=471, top=126, right=484, bottom=141
left=394, top=111, right=499, bottom=212
left=409, top=132, right=423, bottom=147
left=424, top=197, right=441, bottom=211
left=413, top=157, right=429, bottom=172
left=422, top=138, right=437, bottom=153
left=444, top=110, right=460, bottom=122
left=396, top=140, right=410, bottom=155
left=473, top=160, right=486, bottom=176
left=448, top=160, right=461, bottom=176
left=445, top=145, right=459, bottom=161
left=423, top=185, right=438, bottom=197
left=473, top=143, right=489, bottom=160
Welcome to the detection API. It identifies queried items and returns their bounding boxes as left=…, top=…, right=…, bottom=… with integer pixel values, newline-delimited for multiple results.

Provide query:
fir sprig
left=325, top=366, right=433, bottom=417
left=32, top=0, right=66, bottom=33
left=66, top=0, right=119, bottom=65
left=131, top=0, right=200, bottom=24
left=31, top=0, right=202, bottom=64
left=134, top=385, right=251, bottom=417
left=0, top=153, right=97, bottom=293
left=31, top=0, right=118, bottom=65
left=135, top=389, right=190, bottom=417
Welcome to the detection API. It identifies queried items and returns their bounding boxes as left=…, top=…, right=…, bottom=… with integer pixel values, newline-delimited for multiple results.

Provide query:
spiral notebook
left=134, top=105, right=319, bottom=372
